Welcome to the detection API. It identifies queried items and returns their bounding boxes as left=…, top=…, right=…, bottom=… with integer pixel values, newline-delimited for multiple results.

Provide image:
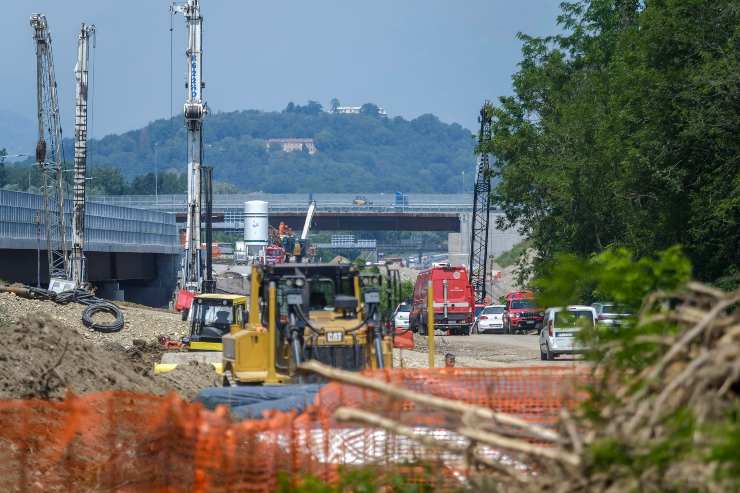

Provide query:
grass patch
left=494, top=240, right=530, bottom=268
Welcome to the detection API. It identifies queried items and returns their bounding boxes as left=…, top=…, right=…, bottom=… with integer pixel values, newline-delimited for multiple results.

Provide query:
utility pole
left=70, top=22, right=95, bottom=288
left=154, top=143, right=159, bottom=205
left=35, top=210, right=41, bottom=288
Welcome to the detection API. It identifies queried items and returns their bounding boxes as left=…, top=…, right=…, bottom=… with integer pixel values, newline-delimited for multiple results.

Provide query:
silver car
left=591, top=302, right=631, bottom=327
left=539, top=306, right=596, bottom=360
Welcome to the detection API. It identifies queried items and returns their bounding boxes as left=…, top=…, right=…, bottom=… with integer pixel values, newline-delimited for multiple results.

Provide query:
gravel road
left=394, top=333, right=586, bottom=368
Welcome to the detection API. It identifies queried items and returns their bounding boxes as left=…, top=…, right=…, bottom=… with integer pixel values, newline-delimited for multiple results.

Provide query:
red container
left=393, top=327, right=414, bottom=349
left=174, top=288, right=195, bottom=312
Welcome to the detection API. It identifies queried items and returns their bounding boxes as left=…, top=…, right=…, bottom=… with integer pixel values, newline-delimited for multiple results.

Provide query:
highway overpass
left=91, top=193, right=471, bottom=232
left=91, top=192, right=524, bottom=259
left=0, top=190, right=180, bottom=307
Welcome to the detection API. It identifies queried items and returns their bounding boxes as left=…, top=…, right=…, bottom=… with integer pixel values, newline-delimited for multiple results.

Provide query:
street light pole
left=154, top=144, right=159, bottom=205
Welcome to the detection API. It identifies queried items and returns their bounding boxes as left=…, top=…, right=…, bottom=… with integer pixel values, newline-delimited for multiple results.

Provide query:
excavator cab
left=222, top=263, right=394, bottom=385
left=155, top=293, right=247, bottom=374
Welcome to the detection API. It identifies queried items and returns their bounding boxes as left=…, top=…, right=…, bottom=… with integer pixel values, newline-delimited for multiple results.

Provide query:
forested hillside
left=488, top=0, right=739, bottom=285
left=62, top=103, right=474, bottom=193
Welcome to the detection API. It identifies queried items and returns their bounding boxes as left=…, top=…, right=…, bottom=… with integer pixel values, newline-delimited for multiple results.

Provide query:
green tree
left=486, top=0, right=739, bottom=285
left=89, top=166, right=127, bottom=195
left=360, top=103, right=380, bottom=117
left=329, top=97, right=340, bottom=113
left=0, top=148, right=6, bottom=187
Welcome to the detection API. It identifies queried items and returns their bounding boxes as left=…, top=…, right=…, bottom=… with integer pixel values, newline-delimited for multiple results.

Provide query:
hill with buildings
left=58, top=102, right=476, bottom=194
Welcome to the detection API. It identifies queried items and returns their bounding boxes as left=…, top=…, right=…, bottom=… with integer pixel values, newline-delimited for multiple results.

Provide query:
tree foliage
left=486, top=0, right=739, bottom=285
left=55, top=104, right=474, bottom=194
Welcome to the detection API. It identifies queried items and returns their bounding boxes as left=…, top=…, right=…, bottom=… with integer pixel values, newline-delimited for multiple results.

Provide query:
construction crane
left=30, top=13, right=69, bottom=287
left=468, top=101, right=494, bottom=305
left=70, top=23, right=96, bottom=288
left=171, top=0, right=207, bottom=307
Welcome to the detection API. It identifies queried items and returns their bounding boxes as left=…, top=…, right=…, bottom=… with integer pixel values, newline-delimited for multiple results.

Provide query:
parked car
left=503, top=291, right=544, bottom=334
left=472, top=304, right=506, bottom=334
left=393, top=302, right=411, bottom=328
left=410, top=264, right=474, bottom=336
left=591, top=302, right=632, bottom=327
left=539, top=306, right=596, bottom=360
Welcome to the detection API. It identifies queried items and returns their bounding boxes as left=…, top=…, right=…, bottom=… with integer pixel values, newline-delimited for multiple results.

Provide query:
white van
left=539, top=306, right=596, bottom=360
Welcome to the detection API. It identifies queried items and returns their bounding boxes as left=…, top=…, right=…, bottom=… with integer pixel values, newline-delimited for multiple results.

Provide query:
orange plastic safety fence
left=0, top=367, right=587, bottom=492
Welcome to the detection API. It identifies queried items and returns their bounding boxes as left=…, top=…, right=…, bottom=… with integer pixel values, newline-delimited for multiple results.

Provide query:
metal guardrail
left=89, top=193, right=484, bottom=215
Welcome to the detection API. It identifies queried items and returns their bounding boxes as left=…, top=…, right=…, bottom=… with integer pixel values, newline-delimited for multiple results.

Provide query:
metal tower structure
left=468, top=101, right=493, bottom=304
left=202, top=166, right=216, bottom=294
left=31, top=13, right=69, bottom=283
left=70, top=23, right=96, bottom=287
left=172, top=0, right=207, bottom=294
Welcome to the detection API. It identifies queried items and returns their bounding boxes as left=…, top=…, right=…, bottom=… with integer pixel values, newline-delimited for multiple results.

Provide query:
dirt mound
left=158, top=361, right=221, bottom=400
left=0, top=314, right=217, bottom=400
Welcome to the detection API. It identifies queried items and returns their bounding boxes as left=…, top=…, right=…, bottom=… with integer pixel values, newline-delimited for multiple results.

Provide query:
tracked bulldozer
left=221, top=263, right=397, bottom=385
left=155, top=293, right=247, bottom=374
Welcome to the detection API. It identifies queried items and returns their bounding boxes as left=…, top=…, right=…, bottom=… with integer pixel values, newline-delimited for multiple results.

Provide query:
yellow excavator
left=155, top=293, right=248, bottom=374
left=221, top=263, right=395, bottom=385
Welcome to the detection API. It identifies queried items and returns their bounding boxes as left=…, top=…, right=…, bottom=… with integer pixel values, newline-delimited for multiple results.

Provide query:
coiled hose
left=54, top=289, right=125, bottom=333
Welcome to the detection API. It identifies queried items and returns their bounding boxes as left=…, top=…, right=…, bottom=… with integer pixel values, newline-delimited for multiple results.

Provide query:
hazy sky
left=2, top=0, right=562, bottom=138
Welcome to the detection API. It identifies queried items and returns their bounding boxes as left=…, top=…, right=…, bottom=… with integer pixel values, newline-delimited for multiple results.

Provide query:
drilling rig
left=468, top=101, right=494, bottom=305
left=30, top=14, right=69, bottom=289
left=70, top=23, right=96, bottom=288
left=171, top=0, right=208, bottom=311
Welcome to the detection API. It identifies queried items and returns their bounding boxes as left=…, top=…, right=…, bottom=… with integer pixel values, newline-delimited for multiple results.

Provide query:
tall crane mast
left=70, top=23, right=95, bottom=288
left=30, top=13, right=69, bottom=284
left=468, top=101, right=493, bottom=304
left=172, top=0, right=207, bottom=294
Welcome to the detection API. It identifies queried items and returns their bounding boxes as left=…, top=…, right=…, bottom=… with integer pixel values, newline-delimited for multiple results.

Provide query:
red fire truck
left=411, top=264, right=475, bottom=336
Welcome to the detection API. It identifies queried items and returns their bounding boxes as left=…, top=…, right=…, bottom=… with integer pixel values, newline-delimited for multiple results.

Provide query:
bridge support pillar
left=98, top=281, right=124, bottom=301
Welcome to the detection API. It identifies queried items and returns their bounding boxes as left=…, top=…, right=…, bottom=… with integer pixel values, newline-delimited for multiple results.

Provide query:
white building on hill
left=265, top=138, right=317, bottom=155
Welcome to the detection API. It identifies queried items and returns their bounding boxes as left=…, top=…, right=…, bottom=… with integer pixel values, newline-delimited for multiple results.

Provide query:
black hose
left=374, top=331, right=385, bottom=369
left=57, top=289, right=125, bottom=333
left=82, top=302, right=125, bottom=333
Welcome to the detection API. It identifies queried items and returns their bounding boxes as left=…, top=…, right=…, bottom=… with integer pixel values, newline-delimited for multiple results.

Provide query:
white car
left=539, top=306, right=596, bottom=360
left=393, top=303, right=411, bottom=328
left=473, top=305, right=505, bottom=334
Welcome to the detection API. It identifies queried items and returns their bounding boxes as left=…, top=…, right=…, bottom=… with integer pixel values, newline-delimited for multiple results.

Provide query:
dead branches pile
left=553, top=281, right=740, bottom=493
left=302, top=282, right=740, bottom=492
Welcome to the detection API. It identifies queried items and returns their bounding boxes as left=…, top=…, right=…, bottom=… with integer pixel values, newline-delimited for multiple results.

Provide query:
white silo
left=244, top=200, right=269, bottom=255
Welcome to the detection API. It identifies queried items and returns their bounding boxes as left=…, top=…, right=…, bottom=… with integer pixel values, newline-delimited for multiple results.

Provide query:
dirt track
left=395, top=333, right=586, bottom=368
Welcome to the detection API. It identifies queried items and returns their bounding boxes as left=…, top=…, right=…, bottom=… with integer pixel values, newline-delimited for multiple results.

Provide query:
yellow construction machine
left=155, top=293, right=248, bottom=374
left=222, top=263, right=395, bottom=385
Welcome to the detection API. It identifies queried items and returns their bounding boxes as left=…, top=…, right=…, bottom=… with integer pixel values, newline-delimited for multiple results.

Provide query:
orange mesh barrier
left=0, top=367, right=587, bottom=492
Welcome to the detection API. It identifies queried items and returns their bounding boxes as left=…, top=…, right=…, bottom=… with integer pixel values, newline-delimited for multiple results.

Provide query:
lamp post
left=154, top=144, right=159, bottom=205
